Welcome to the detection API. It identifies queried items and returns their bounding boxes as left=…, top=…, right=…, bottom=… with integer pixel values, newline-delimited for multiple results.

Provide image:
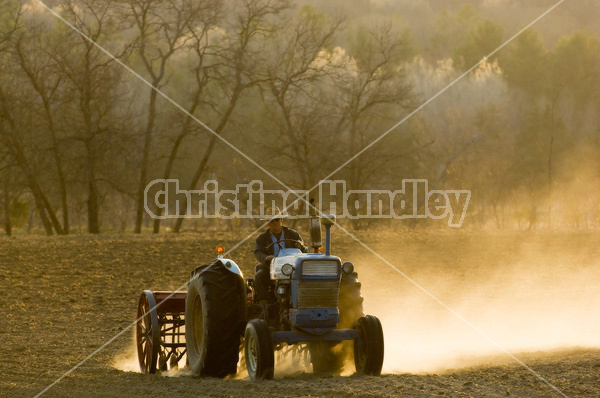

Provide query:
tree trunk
left=3, top=171, right=11, bottom=236
left=173, top=87, right=242, bottom=233
left=547, top=135, right=553, bottom=228
left=173, top=134, right=218, bottom=233
left=88, top=175, right=100, bottom=234
left=8, top=133, right=58, bottom=234
left=84, top=143, right=100, bottom=234
left=153, top=124, right=191, bottom=234
left=135, top=88, right=159, bottom=233
left=30, top=184, right=54, bottom=235
left=38, top=185, right=64, bottom=234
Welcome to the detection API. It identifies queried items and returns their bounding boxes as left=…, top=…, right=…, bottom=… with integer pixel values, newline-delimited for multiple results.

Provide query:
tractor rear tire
left=339, top=271, right=365, bottom=371
left=244, top=319, right=274, bottom=380
left=339, top=271, right=364, bottom=328
left=185, top=260, right=245, bottom=378
left=354, top=315, right=384, bottom=376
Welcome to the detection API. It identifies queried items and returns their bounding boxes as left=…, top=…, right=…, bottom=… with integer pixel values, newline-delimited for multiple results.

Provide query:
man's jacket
left=254, top=226, right=306, bottom=267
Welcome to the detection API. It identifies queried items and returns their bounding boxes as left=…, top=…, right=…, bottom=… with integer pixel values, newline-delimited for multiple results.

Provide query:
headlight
left=282, top=263, right=294, bottom=276
left=342, top=262, right=354, bottom=274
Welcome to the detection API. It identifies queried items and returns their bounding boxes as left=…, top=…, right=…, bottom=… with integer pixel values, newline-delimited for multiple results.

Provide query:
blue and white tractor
left=135, top=215, right=384, bottom=380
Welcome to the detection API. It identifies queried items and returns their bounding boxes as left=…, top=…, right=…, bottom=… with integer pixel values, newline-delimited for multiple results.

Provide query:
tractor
left=135, top=214, right=384, bottom=379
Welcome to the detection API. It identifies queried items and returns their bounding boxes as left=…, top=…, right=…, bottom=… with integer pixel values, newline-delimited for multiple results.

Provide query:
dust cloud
left=355, top=232, right=600, bottom=374
left=112, top=336, right=140, bottom=373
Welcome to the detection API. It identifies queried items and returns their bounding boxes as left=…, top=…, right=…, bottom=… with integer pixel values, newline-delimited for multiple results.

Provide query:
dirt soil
left=2, top=229, right=599, bottom=397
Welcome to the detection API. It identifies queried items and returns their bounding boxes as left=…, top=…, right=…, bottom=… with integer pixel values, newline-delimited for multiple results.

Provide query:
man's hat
left=260, top=206, right=288, bottom=221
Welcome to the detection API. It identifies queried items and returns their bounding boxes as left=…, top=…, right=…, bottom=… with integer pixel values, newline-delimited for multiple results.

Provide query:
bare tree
left=262, top=7, right=344, bottom=190
left=0, top=86, right=59, bottom=235
left=334, top=24, right=414, bottom=193
left=0, top=0, right=22, bottom=236
left=0, top=1, right=66, bottom=235
left=151, top=0, right=223, bottom=233
left=13, top=25, right=69, bottom=234
left=51, top=0, right=134, bottom=234
left=0, top=0, right=21, bottom=52
left=172, top=0, right=291, bottom=233
left=128, top=0, right=211, bottom=233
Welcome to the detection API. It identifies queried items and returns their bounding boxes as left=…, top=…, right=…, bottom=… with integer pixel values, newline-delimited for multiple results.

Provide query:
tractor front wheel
left=244, top=319, right=274, bottom=380
left=354, top=315, right=384, bottom=376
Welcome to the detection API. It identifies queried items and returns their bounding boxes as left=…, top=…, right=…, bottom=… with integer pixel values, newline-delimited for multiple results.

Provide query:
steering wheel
left=265, top=239, right=304, bottom=252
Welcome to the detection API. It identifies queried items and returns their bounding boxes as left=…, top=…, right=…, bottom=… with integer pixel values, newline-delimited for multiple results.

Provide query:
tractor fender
left=191, top=258, right=243, bottom=279
left=190, top=258, right=247, bottom=336
left=219, top=258, right=243, bottom=278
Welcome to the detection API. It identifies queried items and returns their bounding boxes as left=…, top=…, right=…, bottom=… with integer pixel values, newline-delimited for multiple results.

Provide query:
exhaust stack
left=320, top=215, right=336, bottom=255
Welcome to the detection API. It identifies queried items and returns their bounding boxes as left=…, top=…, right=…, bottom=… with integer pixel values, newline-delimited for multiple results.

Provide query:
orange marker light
left=318, top=246, right=322, bottom=252
left=216, top=245, right=225, bottom=254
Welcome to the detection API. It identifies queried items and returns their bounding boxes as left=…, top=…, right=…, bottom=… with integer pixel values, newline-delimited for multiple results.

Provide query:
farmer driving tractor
left=137, top=204, right=384, bottom=379
left=254, top=206, right=307, bottom=302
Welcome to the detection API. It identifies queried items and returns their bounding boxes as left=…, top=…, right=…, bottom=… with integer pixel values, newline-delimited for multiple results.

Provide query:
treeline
left=0, top=0, right=598, bottom=235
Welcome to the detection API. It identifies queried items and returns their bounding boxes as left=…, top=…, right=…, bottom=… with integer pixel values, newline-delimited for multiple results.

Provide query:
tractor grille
left=297, top=280, right=339, bottom=308
left=302, top=261, right=338, bottom=277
